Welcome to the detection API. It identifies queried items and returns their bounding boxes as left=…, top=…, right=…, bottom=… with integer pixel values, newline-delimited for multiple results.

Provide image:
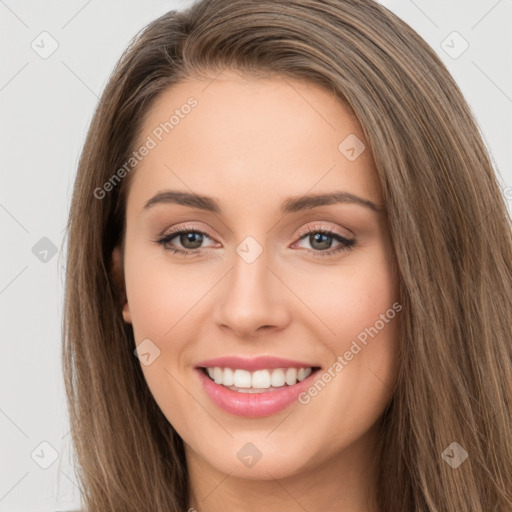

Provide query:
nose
left=213, top=246, right=291, bottom=339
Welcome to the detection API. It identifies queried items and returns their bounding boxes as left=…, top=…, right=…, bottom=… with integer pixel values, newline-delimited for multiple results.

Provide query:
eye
left=155, top=225, right=217, bottom=256
left=292, top=225, right=356, bottom=256
left=155, top=223, right=356, bottom=258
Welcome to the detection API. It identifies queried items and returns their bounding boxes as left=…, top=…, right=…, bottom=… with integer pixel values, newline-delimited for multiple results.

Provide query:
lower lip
left=195, top=368, right=319, bottom=417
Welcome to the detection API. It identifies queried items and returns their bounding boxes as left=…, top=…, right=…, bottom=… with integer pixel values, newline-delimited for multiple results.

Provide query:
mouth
left=199, top=366, right=322, bottom=393
left=194, top=356, right=322, bottom=417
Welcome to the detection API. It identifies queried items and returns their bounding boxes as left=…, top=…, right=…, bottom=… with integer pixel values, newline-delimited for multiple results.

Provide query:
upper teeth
left=206, top=367, right=313, bottom=388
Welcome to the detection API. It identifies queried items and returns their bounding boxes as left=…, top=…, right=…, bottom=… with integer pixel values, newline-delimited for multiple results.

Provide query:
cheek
left=123, top=247, right=209, bottom=341
left=338, top=270, right=396, bottom=341
left=291, top=248, right=400, bottom=401
left=123, top=247, right=204, bottom=428
left=291, top=253, right=398, bottom=345
left=291, top=261, right=399, bottom=455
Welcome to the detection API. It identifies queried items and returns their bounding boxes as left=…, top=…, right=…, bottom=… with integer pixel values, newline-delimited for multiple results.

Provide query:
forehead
left=127, top=71, right=382, bottom=213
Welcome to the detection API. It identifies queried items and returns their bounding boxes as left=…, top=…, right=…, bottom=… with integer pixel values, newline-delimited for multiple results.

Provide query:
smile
left=194, top=356, right=321, bottom=417
left=203, top=366, right=314, bottom=392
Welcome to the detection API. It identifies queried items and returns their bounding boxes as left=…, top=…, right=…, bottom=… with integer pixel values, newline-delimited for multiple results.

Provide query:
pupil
left=311, top=233, right=331, bottom=250
left=180, top=232, right=203, bottom=249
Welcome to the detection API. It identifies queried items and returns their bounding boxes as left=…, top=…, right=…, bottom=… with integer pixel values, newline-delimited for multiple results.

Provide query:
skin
left=112, top=69, right=400, bottom=512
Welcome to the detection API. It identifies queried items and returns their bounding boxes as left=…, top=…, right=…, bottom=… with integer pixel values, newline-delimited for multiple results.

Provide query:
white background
left=0, top=1, right=510, bottom=510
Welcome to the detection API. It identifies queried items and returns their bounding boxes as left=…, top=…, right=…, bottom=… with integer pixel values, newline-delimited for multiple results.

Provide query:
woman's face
left=114, top=70, right=400, bottom=482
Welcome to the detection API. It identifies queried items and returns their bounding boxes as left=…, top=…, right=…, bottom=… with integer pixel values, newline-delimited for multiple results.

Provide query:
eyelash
left=155, top=224, right=356, bottom=258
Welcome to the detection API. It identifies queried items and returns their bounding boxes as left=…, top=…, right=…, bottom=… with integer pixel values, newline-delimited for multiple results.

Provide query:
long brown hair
left=62, top=0, right=512, bottom=510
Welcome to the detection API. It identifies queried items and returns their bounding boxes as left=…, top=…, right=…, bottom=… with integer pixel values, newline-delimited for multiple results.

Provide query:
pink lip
left=195, top=366, right=320, bottom=418
left=195, top=355, right=319, bottom=372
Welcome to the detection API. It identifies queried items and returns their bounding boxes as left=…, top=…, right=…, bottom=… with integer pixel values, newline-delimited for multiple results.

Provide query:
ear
left=111, top=245, right=132, bottom=324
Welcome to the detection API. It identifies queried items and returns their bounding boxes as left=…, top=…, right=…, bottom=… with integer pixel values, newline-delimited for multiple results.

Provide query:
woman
left=63, top=0, right=512, bottom=510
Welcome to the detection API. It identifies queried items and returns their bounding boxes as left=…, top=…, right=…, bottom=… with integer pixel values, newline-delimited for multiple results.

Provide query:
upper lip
left=195, top=355, right=321, bottom=372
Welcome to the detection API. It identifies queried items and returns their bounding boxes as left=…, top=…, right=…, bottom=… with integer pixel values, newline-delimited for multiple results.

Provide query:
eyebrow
left=143, top=190, right=383, bottom=214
